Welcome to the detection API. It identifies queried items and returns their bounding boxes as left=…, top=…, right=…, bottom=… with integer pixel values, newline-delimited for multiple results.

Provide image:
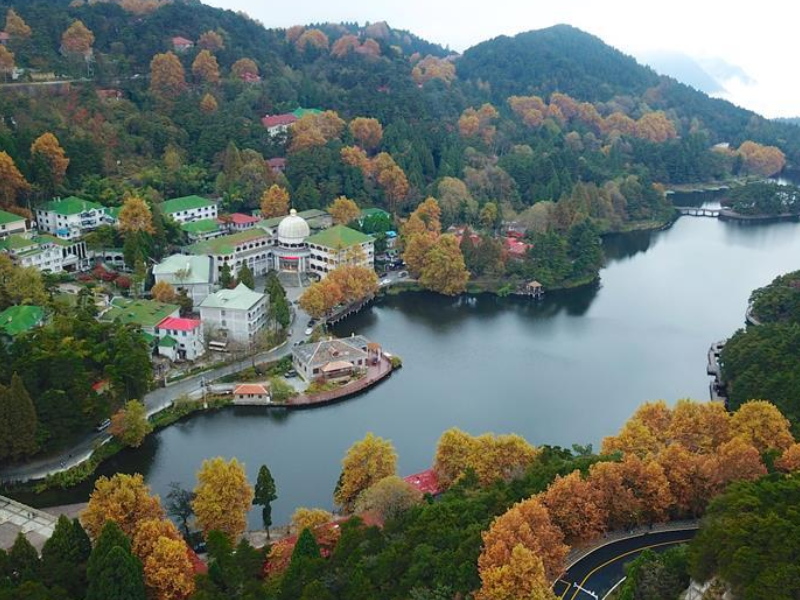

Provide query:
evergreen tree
left=8, top=533, right=40, bottom=585
left=254, top=464, right=277, bottom=535
left=0, top=383, right=9, bottom=461
left=87, top=521, right=130, bottom=583
left=41, top=516, right=90, bottom=595
left=238, top=264, right=255, bottom=290
left=219, top=263, right=235, bottom=289
left=280, top=529, right=323, bottom=600
left=6, top=374, right=38, bottom=459
left=85, top=545, right=146, bottom=600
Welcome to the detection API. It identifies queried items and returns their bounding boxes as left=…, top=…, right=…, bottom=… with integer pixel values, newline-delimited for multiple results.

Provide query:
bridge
left=676, top=207, right=720, bottom=217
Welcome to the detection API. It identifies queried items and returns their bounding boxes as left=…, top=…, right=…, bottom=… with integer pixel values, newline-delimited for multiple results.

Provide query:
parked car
left=95, top=419, right=111, bottom=432
left=398, top=271, right=408, bottom=278
left=381, top=278, right=391, bottom=286
left=304, top=326, right=314, bottom=336
left=284, top=369, right=298, bottom=378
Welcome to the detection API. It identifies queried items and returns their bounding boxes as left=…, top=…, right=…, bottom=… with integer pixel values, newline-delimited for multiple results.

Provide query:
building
left=261, top=107, right=322, bottom=135
left=161, top=196, right=218, bottom=225
left=171, top=36, right=194, bottom=52
left=307, top=225, right=375, bottom=278
left=270, top=209, right=311, bottom=273
left=0, top=32, right=10, bottom=46
left=198, top=283, right=267, bottom=344
left=292, top=335, right=377, bottom=381
left=189, top=228, right=272, bottom=282
left=181, top=218, right=222, bottom=242
left=0, top=210, right=27, bottom=238
left=152, top=254, right=214, bottom=304
left=155, top=316, right=205, bottom=361
left=36, top=197, right=112, bottom=240
left=222, top=213, right=261, bottom=232
left=0, top=305, right=45, bottom=340
left=233, top=383, right=270, bottom=405
left=100, top=297, right=180, bottom=335
left=0, top=234, right=90, bottom=273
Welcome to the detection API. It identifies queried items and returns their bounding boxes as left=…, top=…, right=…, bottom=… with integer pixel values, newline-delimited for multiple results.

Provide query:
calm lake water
left=28, top=190, right=800, bottom=527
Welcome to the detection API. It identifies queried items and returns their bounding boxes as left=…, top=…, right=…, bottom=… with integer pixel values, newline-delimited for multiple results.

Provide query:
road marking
left=566, top=538, right=692, bottom=600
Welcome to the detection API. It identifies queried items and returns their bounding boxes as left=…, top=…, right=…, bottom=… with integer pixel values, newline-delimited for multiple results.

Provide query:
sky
left=205, top=0, right=798, bottom=118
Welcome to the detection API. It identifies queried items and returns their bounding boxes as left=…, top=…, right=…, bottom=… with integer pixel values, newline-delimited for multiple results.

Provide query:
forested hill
left=458, top=25, right=800, bottom=160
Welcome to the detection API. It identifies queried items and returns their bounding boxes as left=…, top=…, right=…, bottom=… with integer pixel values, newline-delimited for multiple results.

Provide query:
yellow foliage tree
left=291, top=507, right=333, bottom=532
left=635, top=111, right=678, bottom=142
left=296, top=28, right=329, bottom=52
left=82, top=473, right=164, bottom=539
left=298, top=278, right=343, bottom=319
left=150, top=52, right=187, bottom=101
left=143, top=536, right=195, bottom=600
left=192, top=457, right=254, bottom=540
left=477, top=544, right=558, bottom=600
left=109, top=399, right=153, bottom=448
left=730, top=400, right=794, bottom=453
left=132, top=518, right=182, bottom=564
left=667, top=399, right=731, bottom=453
left=192, top=49, right=220, bottom=84
left=349, top=117, right=383, bottom=151
left=737, top=141, right=786, bottom=177
left=334, top=432, right=397, bottom=511
left=118, top=195, right=155, bottom=234
left=0, top=46, right=14, bottom=80
left=541, top=470, right=607, bottom=544
left=30, top=132, right=70, bottom=188
left=61, top=20, right=94, bottom=55
left=353, top=475, right=423, bottom=521
left=151, top=280, right=177, bottom=303
left=419, top=234, right=469, bottom=296
left=327, top=264, right=379, bottom=304
left=327, top=196, right=361, bottom=225
left=199, top=93, right=218, bottom=113
left=231, top=58, right=259, bottom=79
left=411, top=55, right=456, bottom=85
left=4, top=9, right=32, bottom=39
left=260, top=184, right=290, bottom=219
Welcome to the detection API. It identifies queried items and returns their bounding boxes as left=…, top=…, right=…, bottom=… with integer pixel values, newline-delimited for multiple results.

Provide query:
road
left=553, top=528, right=698, bottom=600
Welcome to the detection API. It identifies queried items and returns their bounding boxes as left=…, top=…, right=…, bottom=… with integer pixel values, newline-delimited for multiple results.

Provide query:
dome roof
left=277, top=209, right=310, bottom=245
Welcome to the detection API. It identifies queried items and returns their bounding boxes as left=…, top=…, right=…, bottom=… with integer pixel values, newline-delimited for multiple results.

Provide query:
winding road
left=553, top=527, right=698, bottom=599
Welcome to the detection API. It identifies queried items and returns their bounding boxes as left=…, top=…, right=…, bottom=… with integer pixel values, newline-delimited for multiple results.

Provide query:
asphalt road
left=553, top=528, right=698, bottom=600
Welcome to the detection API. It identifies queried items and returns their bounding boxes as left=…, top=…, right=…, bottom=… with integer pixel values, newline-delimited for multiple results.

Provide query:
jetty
left=676, top=207, right=721, bottom=217
left=325, top=295, right=375, bottom=325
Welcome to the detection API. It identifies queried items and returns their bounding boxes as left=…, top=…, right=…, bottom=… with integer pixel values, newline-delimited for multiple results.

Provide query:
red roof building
left=0, top=32, right=11, bottom=45
left=171, top=36, right=194, bottom=52
left=157, top=316, right=201, bottom=332
left=261, top=113, right=298, bottom=131
left=222, top=212, right=260, bottom=232
left=240, top=72, right=262, bottom=83
left=504, top=236, right=530, bottom=259
left=403, top=469, right=442, bottom=496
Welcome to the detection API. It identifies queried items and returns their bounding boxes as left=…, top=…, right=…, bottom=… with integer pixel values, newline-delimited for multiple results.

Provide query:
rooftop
left=161, top=195, right=216, bottom=215
left=260, top=209, right=328, bottom=230
left=189, top=228, right=268, bottom=256
left=360, top=207, right=391, bottom=219
left=158, top=335, right=178, bottom=348
left=157, top=316, right=201, bottom=332
left=306, top=225, right=374, bottom=250
left=181, top=218, right=220, bottom=235
left=40, top=196, right=103, bottom=216
left=172, top=36, right=194, bottom=45
left=0, top=210, right=25, bottom=226
left=0, top=305, right=45, bottom=337
left=293, top=335, right=371, bottom=368
left=403, top=469, right=442, bottom=496
left=152, top=254, right=212, bottom=285
left=199, top=283, right=265, bottom=311
left=226, top=213, right=260, bottom=225
left=234, top=383, right=269, bottom=395
left=101, top=298, right=179, bottom=329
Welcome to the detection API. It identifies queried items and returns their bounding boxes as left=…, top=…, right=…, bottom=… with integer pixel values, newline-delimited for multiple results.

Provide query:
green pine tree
left=41, top=515, right=90, bottom=596
left=219, top=263, right=235, bottom=289
left=7, top=374, right=38, bottom=459
left=280, top=529, right=323, bottom=600
left=87, top=521, right=130, bottom=583
left=238, top=263, right=255, bottom=290
left=8, top=533, right=40, bottom=584
left=86, top=545, right=146, bottom=600
left=254, top=464, right=277, bottom=535
left=0, top=383, right=9, bottom=461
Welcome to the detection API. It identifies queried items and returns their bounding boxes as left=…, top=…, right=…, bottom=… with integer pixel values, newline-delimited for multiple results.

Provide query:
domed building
left=272, top=209, right=311, bottom=272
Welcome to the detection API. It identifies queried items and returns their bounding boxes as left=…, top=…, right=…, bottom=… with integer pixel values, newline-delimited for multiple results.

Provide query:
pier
left=325, top=295, right=375, bottom=325
left=676, top=207, right=721, bottom=217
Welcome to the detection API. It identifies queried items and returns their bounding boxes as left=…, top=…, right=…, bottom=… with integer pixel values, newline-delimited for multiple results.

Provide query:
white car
left=380, top=278, right=391, bottom=286
left=304, top=326, right=314, bottom=336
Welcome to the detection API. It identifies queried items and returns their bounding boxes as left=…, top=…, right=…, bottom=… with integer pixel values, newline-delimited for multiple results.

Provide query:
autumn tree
left=197, top=30, right=224, bottom=51
left=285, top=25, right=304, bottom=43
left=334, top=432, right=397, bottom=512
left=477, top=544, right=558, bottom=600
left=541, top=470, right=606, bottom=544
left=420, top=234, right=469, bottom=295
left=712, top=436, right=767, bottom=489
left=328, top=196, right=360, bottom=225
left=109, top=400, right=153, bottom=448
left=291, top=507, right=333, bottom=532
left=667, top=399, right=731, bottom=453
left=131, top=518, right=181, bottom=565
left=655, top=443, right=716, bottom=518
left=260, top=184, right=290, bottom=219
left=354, top=475, right=423, bottom=521
left=118, top=195, right=155, bottom=234
left=82, top=473, right=165, bottom=539
left=730, top=399, right=794, bottom=453
left=349, top=117, right=383, bottom=151
left=0, top=46, right=14, bottom=81
left=295, top=28, right=329, bottom=52
left=411, top=55, right=456, bottom=85
left=192, top=49, right=220, bottom=84
left=635, top=111, right=678, bottom=143
left=29, top=132, right=69, bottom=193
left=231, top=57, right=259, bottom=79
left=192, top=456, right=254, bottom=540
left=737, top=141, right=786, bottom=176
left=150, top=52, right=187, bottom=102
left=199, top=92, right=218, bottom=113
left=776, top=443, right=800, bottom=472
left=298, top=278, right=343, bottom=319
left=402, top=230, right=436, bottom=278
left=143, top=536, right=195, bottom=600
left=0, top=151, right=30, bottom=208
left=289, top=111, right=345, bottom=153
left=62, top=20, right=94, bottom=55
left=4, top=9, right=32, bottom=39
left=508, top=95, right=548, bottom=128
left=459, top=104, right=499, bottom=146
left=331, top=34, right=360, bottom=58
left=478, top=496, right=568, bottom=580
left=327, top=264, right=379, bottom=304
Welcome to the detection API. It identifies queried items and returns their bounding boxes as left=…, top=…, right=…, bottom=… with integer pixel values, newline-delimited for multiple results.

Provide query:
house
left=266, top=157, right=287, bottom=175
left=154, top=316, right=205, bottom=361
left=152, top=254, right=214, bottom=304
left=403, top=469, right=442, bottom=496
left=240, top=72, right=261, bottom=84
left=233, top=383, right=270, bottom=405
left=306, top=225, right=375, bottom=278
left=171, top=36, right=194, bottom=53
left=96, top=88, right=123, bottom=101
left=504, top=236, right=530, bottom=259
left=222, top=213, right=260, bottom=232
left=292, top=335, right=374, bottom=382
left=0, top=32, right=10, bottom=46
left=36, top=197, right=112, bottom=240
left=0, top=234, right=90, bottom=273
left=181, top=218, right=222, bottom=242
left=198, top=283, right=267, bottom=344
left=188, top=228, right=273, bottom=282
left=0, top=210, right=27, bottom=238
left=0, top=305, right=45, bottom=340
left=100, top=297, right=180, bottom=335
left=161, top=196, right=218, bottom=225
left=261, top=107, right=322, bottom=135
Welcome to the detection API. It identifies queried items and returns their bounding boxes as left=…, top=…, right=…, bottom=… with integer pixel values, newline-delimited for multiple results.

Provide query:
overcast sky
left=205, top=0, right=798, bottom=118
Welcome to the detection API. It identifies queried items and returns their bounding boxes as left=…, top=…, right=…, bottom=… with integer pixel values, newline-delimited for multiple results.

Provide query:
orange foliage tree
left=508, top=95, right=547, bottom=128
left=289, top=111, right=345, bottom=153
left=327, top=195, right=361, bottom=225
left=331, top=34, right=360, bottom=58
left=4, top=9, right=32, bottom=38
left=327, top=264, right=379, bottom=304
left=150, top=52, right=187, bottom=101
left=61, top=20, right=94, bottom=55
left=231, top=58, right=259, bottom=79
left=260, top=184, right=290, bottom=218
left=192, top=49, right=220, bottom=84
left=30, top=132, right=70, bottom=190
left=82, top=473, right=165, bottom=539
left=776, top=443, right=800, bottom=472
left=296, top=28, right=329, bottom=52
left=298, top=278, right=343, bottom=319
left=0, top=151, right=30, bottom=208
left=197, top=30, right=224, bottom=51
left=459, top=104, right=499, bottom=146
left=540, top=470, right=606, bottom=544
left=349, top=117, right=383, bottom=151
left=737, top=141, right=787, bottom=176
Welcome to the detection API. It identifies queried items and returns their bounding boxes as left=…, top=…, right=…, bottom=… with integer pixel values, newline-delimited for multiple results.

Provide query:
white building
left=161, top=195, right=218, bottom=225
left=188, top=228, right=273, bottom=283
left=0, top=210, right=27, bottom=239
left=153, top=254, right=214, bottom=304
left=155, top=316, right=205, bottom=362
left=36, top=197, right=113, bottom=240
left=271, top=209, right=311, bottom=273
left=0, top=234, right=90, bottom=273
left=198, top=283, right=268, bottom=344
left=292, top=335, right=378, bottom=382
left=307, top=225, right=375, bottom=278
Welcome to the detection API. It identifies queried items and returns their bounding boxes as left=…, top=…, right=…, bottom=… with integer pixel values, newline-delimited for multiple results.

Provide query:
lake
left=30, top=192, right=800, bottom=527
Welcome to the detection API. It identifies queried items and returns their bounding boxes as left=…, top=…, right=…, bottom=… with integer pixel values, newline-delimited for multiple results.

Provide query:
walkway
left=0, top=495, right=59, bottom=552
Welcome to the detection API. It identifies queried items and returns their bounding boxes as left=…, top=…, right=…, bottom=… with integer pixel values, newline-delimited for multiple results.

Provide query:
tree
left=219, top=263, right=235, bottom=289
left=298, top=278, right=343, bottom=319
left=61, top=20, right=94, bottom=55
left=0, top=374, right=38, bottom=459
left=295, top=28, right=329, bottom=52
left=328, top=196, right=360, bottom=225
left=541, top=470, right=606, bottom=544
left=39, top=516, right=90, bottom=595
left=198, top=30, right=224, bottom=51
left=334, top=433, right=398, bottom=511
left=354, top=475, right=423, bottom=521
left=729, top=400, right=794, bottom=453
left=4, top=9, right=32, bottom=39
left=238, top=263, right=255, bottom=290
left=165, top=482, right=195, bottom=536
left=480, top=202, right=499, bottom=230
left=199, top=93, right=218, bottom=113
left=280, top=528, right=323, bottom=600
left=86, top=520, right=130, bottom=583
left=86, top=544, right=146, bottom=600
left=0, top=45, right=13, bottom=81
left=349, top=118, right=383, bottom=151
left=118, top=196, right=155, bottom=235
left=667, top=399, right=731, bottom=454
left=776, top=443, right=800, bottom=472
left=8, top=533, right=40, bottom=584
left=151, top=280, right=177, bottom=303
left=192, top=457, right=254, bottom=540
left=292, top=507, right=333, bottom=532
left=30, top=133, right=69, bottom=193
left=109, top=400, right=152, bottom=448
left=420, top=235, right=469, bottom=296
left=655, top=443, right=716, bottom=518
left=327, top=264, right=379, bottom=304
left=0, top=151, right=30, bottom=209
left=150, top=52, right=187, bottom=101
left=635, top=111, right=677, bottom=143
left=231, top=58, right=259, bottom=79
left=142, top=536, right=195, bottom=600
left=192, top=49, right=220, bottom=84
left=131, top=518, right=181, bottom=564
left=477, top=544, right=558, bottom=600
left=738, top=141, right=786, bottom=177
left=254, top=464, right=277, bottom=535
left=713, top=436, right=767, bottom=489
left=260, top=184, right=290, bottom=219
left=438, top=177, right=474, bottom=226
left=82, top=473, right=165, bottom=539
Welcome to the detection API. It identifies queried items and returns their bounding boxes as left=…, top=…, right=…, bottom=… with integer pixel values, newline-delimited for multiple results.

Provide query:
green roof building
left=188, top=228, right=269, bottom=256
left=161, top=196, right=218, bottom=224
left=307, top=225, right=375, bottom=278
left=306, top=225, right=374, bottom=250
left=0, top=305, right=45, bottom=338
left=36, top=196, right=111, bottom=240
left=100, top=297, right=180, bottom=333
left=0, top=210, right=28, bottom=238
left=181, top=218, right=222, bottom=241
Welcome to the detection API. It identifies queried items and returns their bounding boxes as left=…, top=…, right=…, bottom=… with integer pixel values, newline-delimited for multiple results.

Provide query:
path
left=0, top=495, right=58, bottom=552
